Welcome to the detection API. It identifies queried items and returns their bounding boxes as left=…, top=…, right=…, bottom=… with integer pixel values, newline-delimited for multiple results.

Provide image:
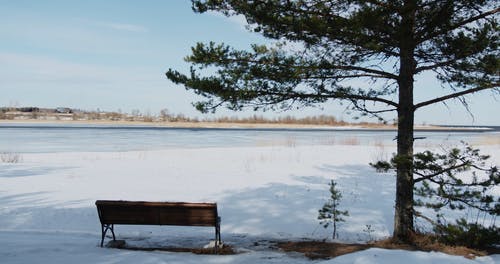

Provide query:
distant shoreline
left=1, top=108, right=497, bottom=132
left=0, top=119, right=496, bottom=132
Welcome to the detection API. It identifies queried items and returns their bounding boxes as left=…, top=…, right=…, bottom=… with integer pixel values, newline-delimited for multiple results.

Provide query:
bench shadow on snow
left=90, top=162, right=397, bottom=251
left=98, top=163, right=396, bottom=249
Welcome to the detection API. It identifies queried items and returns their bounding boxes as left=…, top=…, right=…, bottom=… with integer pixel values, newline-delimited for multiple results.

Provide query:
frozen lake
left=1, top=123, right=498, bottom=153
left=1, top=123, right=499, bottom=263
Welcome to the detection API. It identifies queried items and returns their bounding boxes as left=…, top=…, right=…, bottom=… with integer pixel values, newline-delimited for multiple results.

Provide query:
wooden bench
left=95, top=200, right=221, bottom=251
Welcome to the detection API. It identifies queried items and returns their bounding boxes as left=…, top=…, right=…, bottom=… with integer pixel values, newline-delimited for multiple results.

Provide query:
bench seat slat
left=98, top=208, right=158, bottom=225
left=96, top=200, right=218, bottom=226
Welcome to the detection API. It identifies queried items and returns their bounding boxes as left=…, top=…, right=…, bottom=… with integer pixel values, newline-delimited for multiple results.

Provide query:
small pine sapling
left=318, top=180, right=349, bottom=239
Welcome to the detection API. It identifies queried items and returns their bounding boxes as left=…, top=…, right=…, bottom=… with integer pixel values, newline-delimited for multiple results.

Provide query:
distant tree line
left=1, top=106, right=378, bottom=126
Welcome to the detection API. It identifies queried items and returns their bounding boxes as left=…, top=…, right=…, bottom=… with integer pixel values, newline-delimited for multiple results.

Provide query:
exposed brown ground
left=122, top=245, right=237, bottom=255
left=108, top=240, right=236, bottom=255
left=278, top=241, right=370, bottom=259
left=277, top=235, right=499, bottom=260
left=107, top=235, right=499, bottom=259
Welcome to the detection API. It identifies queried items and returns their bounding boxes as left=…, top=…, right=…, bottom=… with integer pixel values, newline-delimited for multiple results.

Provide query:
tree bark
left=394, top=89, right=415, bottom=242
left=393, top=0, right=416, bottom=243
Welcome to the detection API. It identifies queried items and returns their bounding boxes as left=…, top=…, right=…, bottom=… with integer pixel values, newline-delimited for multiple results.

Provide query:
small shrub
left=285, top=136, right=297, bottom=147
left=370, top=141, right=389, bottom=169
left=363, top=224, right=375, bottom=242
left=143, top=116, right=154, bottom=122
left=435, top=218, right=500, bottom=249
left=1, top=152, right=22, bottom=163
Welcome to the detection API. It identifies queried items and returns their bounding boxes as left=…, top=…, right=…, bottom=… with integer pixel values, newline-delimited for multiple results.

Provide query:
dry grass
left=213, top=114, right=348, bottom=126
left=123, top=245, right=237, bottom=255
left=105, top=235, right=498, bottom=259
left=319, top=136, right=337, bottom=145
left=0, top=152, right=22, bottom=163
left=277, top=234, right=497, bottom=260
left=285, top=136, right=297, bottom=147
left=473, top=135, right=500, bottom=145
left=278, top=241, right=369, bottom=259
left=370, top=140, right=390, bottom=164
left=340, top=136, right=360, bottom=145
left=371, top=235, right=487, bottom=259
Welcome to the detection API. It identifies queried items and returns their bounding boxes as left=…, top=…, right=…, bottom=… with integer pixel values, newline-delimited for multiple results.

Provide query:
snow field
left=1, top=143, right=498, bottom=263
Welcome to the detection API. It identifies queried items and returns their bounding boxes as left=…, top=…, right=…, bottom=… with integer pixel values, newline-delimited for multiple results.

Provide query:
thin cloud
left=104, top=22, right=149, bottom=33
left=0, top=52, right=155, bottom=84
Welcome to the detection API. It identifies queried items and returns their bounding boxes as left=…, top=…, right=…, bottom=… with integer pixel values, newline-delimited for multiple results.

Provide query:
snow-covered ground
left=1, top=128, right=499, bottom=263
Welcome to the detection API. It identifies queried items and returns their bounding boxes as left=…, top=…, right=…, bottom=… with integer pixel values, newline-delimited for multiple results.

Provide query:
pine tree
left=318, top=180, right=349, bottom=240
left=166, top=0, right=499, bottom=242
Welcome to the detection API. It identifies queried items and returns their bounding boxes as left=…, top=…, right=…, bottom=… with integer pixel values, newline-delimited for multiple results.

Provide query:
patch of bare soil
left=105, top=236, right=498, bottom=259
left=278, top=241, right=370, bottom=260
left=277, top=235, right=497, bottom=260
left=123, top=245, right=237, bottom=255
left=106, top=240, right=237, bottom=255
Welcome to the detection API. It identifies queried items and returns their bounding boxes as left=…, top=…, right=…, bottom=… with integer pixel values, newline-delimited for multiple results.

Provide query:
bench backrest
left=95, top=200, right=218, bottom=227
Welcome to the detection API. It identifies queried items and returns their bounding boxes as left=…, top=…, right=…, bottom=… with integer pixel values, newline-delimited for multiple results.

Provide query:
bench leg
left=100, top=224, right=115, bottom=247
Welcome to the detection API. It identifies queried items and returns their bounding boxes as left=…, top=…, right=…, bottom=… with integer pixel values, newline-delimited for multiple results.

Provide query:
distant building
left=18, top=107, right=40, bottom=112
left=55, top=107, right=72, bottom=113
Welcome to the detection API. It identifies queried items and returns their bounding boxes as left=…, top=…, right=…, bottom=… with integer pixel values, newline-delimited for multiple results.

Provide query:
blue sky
left=0, top=0, right=498, bottom=125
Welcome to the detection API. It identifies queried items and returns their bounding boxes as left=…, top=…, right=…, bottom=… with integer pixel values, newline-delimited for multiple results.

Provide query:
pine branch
left=414, top=210, right=438, bottom=226
left=214, top=57, right=399, bottom=80
left=415, top=59, right=461, bottom=73
left=414, top=84, right=499, bottom=109
left=267, top=90, right=399, bottom=107
left=349, top=99, right=397, bottom=116
left=365, top=0, right=397, bottom=9
left=417, top=7, right=500, bottom=43
left=414, top=162, right=471, bottom=183
left=327, top=65, right=398, bottom=80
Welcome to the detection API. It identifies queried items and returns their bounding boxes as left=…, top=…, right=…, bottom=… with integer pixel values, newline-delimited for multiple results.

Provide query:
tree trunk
left=394, top=0, right=416, bottom=243
left=394, top=68, right=415, bottom=242
left=393, top=94, right=415, bottom=242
